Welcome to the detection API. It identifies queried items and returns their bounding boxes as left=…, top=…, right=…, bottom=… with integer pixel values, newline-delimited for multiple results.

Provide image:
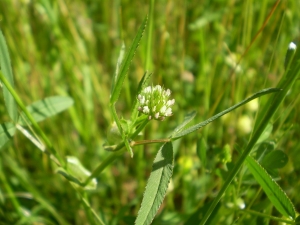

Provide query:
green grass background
left=1, top=0, right=300, bottom=224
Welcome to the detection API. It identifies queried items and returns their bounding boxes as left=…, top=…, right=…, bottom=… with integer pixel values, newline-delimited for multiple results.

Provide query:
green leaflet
left=18, top=96, right=74, bottom=125
left=110, top=16, right=148, bottom=105
left=0, top=29, right=18, bottom=122
left=261, top=150, right=288, bottom=171
left=135, top=142, right=173, bottom=225
left=246, top=156, right=296, bottom=219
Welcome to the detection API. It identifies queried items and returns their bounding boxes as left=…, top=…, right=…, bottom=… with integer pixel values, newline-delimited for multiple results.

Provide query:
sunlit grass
left=1, top=0, right=300, bottom=224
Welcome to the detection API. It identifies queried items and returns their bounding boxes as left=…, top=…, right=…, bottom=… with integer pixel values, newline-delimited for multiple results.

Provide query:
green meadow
left=1, top=0, right=300, bottom=224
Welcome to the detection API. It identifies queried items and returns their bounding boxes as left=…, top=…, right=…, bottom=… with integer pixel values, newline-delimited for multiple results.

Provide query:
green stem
left=241, top=209, right=294, bottom=224
left=130, top=119, right=149, bottom=139
left=109, top=103, right=133, bottom=156
left=238, top=187, right=262, bottom=223
left=83, top=119, right=149, bottom=186
left=83, top=148, right=126, bottom=186
left=81, top=192, right=106, bottom=225
left=132, top=138, right=170, bottom=146
left=0, top=71, right=65, bottom=167
left=109, top=103, right=124, bottom=136
left=0, top=168, right=23, bottom=217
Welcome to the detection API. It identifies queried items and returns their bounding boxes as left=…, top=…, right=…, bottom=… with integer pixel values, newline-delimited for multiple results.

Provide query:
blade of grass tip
left=0, top=29, right=18, bottom=122
left=199, top=44, right=300, bottom=225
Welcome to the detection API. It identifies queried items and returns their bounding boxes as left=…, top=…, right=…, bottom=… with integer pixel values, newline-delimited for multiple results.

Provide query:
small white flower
left=165, top=89, right=171, bottom=96
left=155, top=85, right=162, bottom=91
left=143, top=106, right=150, bottom=114
left=137, top=85, right=175, bottom=120
left=167, top=99, right=175, bottom=106
left=160, top=105, right=167, bottom=114
left=144, top=86, right=151, bottom=93
left=155, top=112, right=160, bottom=119
left=138, top=95, right=145, bottom=104
left=165, top=107, right=172, bottom=116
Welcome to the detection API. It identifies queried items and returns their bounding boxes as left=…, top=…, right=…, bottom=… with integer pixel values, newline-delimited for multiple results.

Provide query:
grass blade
left=200, top=44, right=300, bottom=225
left=253, top=42, right=299, bottom=135
left=110, top=16, right=147, bottom=104
left=172, top=88, right=280, bottom=140
left=135, top=142, right=173, bottom=225
left=246, top=156, right=296, bottom=219
left=2, top=153, right=69, bottom=225
left=0, top=30, right=18, bottom=122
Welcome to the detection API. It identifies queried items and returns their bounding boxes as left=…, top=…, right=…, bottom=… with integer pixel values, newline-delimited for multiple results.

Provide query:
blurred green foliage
left=1, top=0, right=300, bottom=224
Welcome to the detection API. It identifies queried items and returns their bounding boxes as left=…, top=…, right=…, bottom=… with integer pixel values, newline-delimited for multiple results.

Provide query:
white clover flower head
left=137, top=85, right=175, bottom=121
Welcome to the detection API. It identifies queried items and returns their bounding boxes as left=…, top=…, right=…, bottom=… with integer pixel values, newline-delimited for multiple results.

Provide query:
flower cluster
left=137, top=85, right=175, bottom=120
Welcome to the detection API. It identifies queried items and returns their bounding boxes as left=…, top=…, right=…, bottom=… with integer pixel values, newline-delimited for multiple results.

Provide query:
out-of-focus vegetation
left=1, top=0, right=300, bottom=224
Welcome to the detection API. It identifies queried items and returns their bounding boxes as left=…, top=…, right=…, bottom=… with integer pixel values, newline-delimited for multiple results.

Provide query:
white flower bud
left=155, top=112, right=159, bottom=119
left=143, top=106, right=150, bottom=114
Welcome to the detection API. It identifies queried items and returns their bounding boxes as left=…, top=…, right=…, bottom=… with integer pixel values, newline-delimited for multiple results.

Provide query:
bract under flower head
left=137, top=85, right=175, bottom=121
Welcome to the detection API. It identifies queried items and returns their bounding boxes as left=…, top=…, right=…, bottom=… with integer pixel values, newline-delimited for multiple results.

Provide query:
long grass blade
left=0, top=30, right=18, bottom=122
